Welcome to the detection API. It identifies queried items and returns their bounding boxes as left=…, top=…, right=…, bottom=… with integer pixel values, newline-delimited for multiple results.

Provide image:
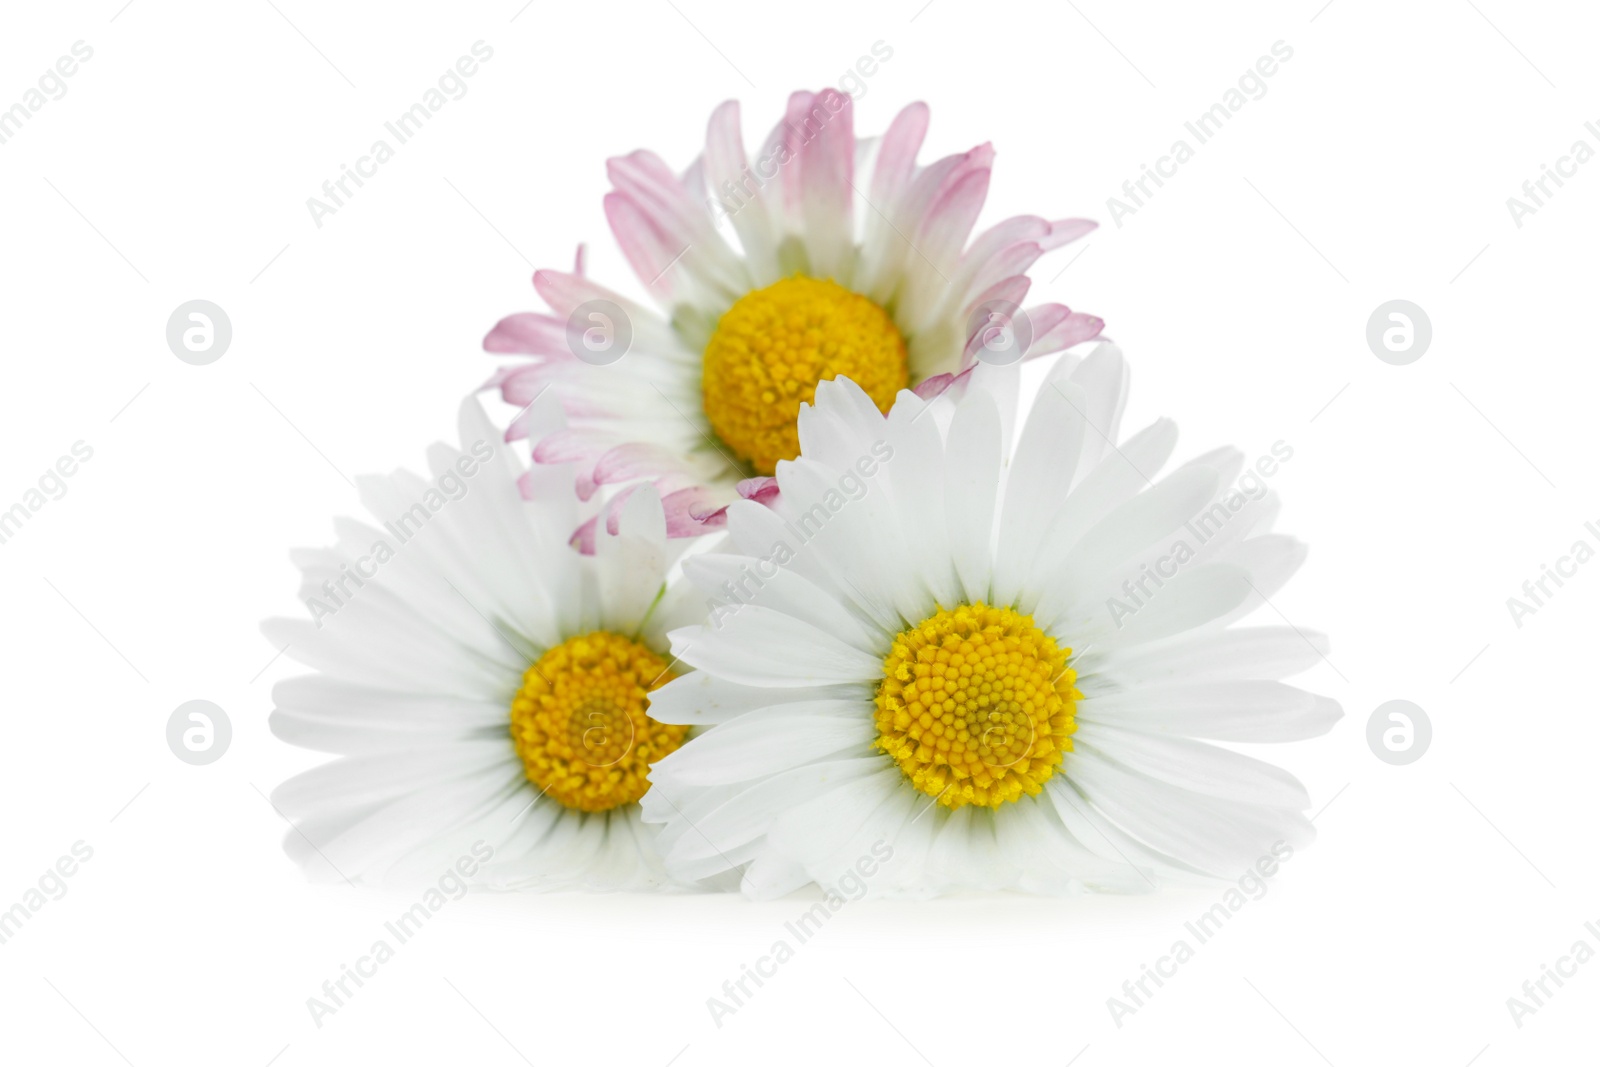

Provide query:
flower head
left=486, top=90, right=1103, bottom=545
left=639, top=346, right=1340, bottom=898
left=265, top=397, right=707, bottom=891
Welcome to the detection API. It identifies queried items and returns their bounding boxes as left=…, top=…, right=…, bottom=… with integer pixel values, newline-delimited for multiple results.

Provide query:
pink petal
left=963, top=242, right=1046, bottom=302
left=704, top=99, right=778, bottom=277
left=530, top=427, right=609, bottom=500
left=800, top=88, right=854, bottom=273
left=1040, top=217, right=1097, bottom=251
left=494, top=364, right=557, bottom=405
left=608, top=150, right=708, bottom=266
left=602, top=483, right=647, bottom=535
left=532, top=268, right=626, bottom=317
left=531, top=427, right=611, bottom=466
left=965, top=216, right=1052, bottom=262
left=518, top=465, right=596, bottom=507
left=703, top=100, right=746, bottom=191
left=663, top=485, right=730, bottom=536
left=961, top=275, right=1033, bottom=364
left=569, top=514, right=600, bottom=554
left=603, top=191, right=680, bottom=302
left=483, top=312, right=567, bottom=356
left=916, top=166, right=991, bottom=271
left=869, top=102, right=930, bottom=210
left=1023, top=305, right=1105, bottom=359
left=776, top=91, right=818, bottom=226
left=902, top=143, right=995, bottom=227
left=593, top=441, right=682, bottom=485
left=735, top=476, right=780, bottom=505
left=912, top=373, right=956, bottom=400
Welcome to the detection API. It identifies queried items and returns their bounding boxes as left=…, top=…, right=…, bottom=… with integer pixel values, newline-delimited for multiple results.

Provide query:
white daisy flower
left=264, top=397, right=708, bottom=891
left=639, top=345, right=1341, bottom=898
left=484, top=89, right=1103, bottom=546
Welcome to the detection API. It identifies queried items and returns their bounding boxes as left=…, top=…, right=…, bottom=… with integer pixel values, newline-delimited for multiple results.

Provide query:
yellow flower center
left=701, top=275, right=908, bottom=475
left=873, top=603, right=1079, bottom=810
left=509, top=631, right=687, bottom=813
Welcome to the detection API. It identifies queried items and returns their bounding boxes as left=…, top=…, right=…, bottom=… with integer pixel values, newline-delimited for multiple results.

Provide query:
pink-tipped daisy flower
left=485, top=89, right=1104, bottom=548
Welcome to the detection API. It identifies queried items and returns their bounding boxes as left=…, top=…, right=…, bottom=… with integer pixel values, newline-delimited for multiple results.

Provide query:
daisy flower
left=263, top=397, right=707, bottom=891
left=485, top=88, right=1104, bottom=545
left=638, top=345, right=1341, bottom=898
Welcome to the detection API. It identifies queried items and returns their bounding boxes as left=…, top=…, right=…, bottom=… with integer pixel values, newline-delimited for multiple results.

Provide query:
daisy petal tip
left=665, top=625, right=704, bottom=659
left=481, top=319, right=516, bottom=354
left=569, top=514, right=599, bottom=555
left=912, top=372, right=955, bottom=401
left=739, top=868, right=795, bottom=902
left=265, top=708, right=296, bottom=745
left=1075, top=337, right=1122, bottom=364
left=735, top=476, right=780, bottom=505
left=813, top=373, right=875, bottom=413
left=1046, top=217, right=1100, bottom=247
left=696, top=504, right=731, bottom=529
left=455, top=393, right=497, bottom=443
left=614, top=483, right=667, bottom=542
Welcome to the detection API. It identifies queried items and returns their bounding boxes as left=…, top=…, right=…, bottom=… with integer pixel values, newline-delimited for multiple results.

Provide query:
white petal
left=650, top=702, right=875, bottom=788
left=646, top=669, right=869, bottom=725
left=674, top=607, right=882, bottom=686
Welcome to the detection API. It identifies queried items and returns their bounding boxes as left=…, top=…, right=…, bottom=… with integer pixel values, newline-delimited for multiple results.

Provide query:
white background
left=1, top=0, right=1595, bottom=1064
